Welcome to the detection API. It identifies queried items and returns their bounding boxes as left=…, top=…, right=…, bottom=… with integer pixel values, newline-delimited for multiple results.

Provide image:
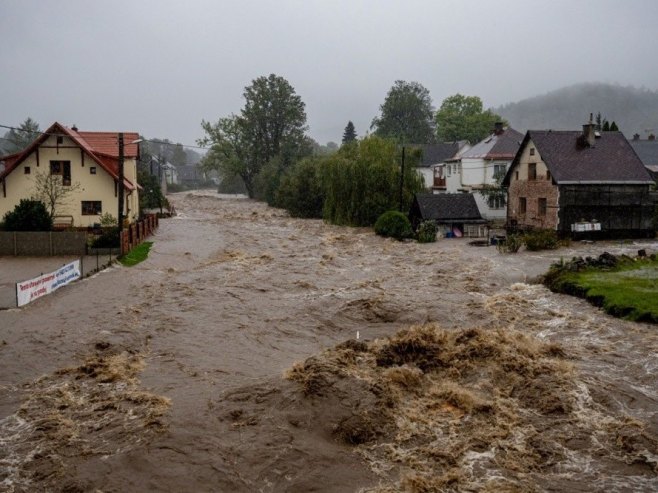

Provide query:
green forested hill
left=495, top=83, right=658, bottom=136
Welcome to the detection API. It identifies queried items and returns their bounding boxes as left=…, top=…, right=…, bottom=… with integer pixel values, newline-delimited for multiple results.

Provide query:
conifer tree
left=342, top=121, right=357, bottom=144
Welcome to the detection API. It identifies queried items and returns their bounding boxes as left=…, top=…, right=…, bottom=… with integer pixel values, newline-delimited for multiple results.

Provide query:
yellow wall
left=0, top=135, right=139, bottom=227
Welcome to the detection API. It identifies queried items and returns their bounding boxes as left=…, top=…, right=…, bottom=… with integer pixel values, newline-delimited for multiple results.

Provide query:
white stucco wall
left=0, top=135, right=139, bottom=227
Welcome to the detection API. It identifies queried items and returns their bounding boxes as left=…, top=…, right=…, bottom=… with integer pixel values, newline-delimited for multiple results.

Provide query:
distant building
left=177, top=165, right=207, bottom=188
left=411, top=142, right=470, bottom=192
left=629, top=133, right=658, bottom=181
left=444, top=124, right=523, bottom=221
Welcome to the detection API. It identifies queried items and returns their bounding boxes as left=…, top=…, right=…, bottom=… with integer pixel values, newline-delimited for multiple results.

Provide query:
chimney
left=649, top=134, right=656, bottom=141
left=71, top=124, right=78, bottom=132
left=494, top=122, right=504, bottom=135
left=633, top=133, right=640, bottom=141
left=582, top=114, right=595, bottom=147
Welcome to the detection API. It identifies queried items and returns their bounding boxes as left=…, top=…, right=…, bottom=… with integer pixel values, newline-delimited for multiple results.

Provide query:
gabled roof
left=503, top=130, right=654, bottom=186
left=411, top=142, right=464, bottom=167
left=629, top=139, right=658, bottom=167
left=412, top=193, right=485, bottom=223
left=460, top=127, right=523, bottom=160
left=0, top=122, right=139, bottom=190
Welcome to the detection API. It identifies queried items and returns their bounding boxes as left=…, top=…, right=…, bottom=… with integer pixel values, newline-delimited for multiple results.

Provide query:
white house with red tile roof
left=0, top=122, right=140, bottom=227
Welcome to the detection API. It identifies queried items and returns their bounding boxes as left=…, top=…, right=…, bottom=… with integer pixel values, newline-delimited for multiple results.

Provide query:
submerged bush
left=496, top=234, right=523, bottom=253
left=416, top=220, right=438, bottom=243
left=524, top=229, right=559, bottom=251
left=374, top=211, right=413, bottom=240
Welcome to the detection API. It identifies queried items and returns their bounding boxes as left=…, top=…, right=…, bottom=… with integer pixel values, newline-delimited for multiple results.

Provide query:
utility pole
left=118, top=132, right=124, bottom=229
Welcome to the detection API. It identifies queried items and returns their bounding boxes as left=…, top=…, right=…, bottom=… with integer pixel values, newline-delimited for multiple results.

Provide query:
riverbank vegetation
left=119, top=241, right=153, bottom=267
left=544, top=253, right=658, bottom=323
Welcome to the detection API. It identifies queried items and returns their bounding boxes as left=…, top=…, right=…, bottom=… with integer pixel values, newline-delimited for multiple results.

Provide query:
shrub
left=3, top=199, right=52, bottom=231
left=416, top=220, right=438, bottom=243
left=524, top=229, right=559, bottom=251
left=99, top=212, right=118, bottom=227
left=92, top=227, right=120, bottom=248
left=374, top=211, right=413, bottom=240
left=276, top=157, right=325, bottom=218
left=496, top=234, right=523, bottom=253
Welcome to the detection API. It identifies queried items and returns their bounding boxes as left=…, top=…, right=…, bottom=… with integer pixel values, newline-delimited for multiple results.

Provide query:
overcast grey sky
left=2, top=0, right=658, bottom=148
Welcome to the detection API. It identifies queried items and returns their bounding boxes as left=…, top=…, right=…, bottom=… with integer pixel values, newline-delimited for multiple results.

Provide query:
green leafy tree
left=374, top=210, right=413, bottom=240
left=32, top=170, right=81, bottom=219
left=199, top=74, right=308, bottom=198
left=3, top=199, right=52, bottom=231
left=371, top=81, right=436, bottom=144
left=276, top=157, right=325, bottom=218
left=435, top=94, right=505, bottom=143
left=2, top=117, right=41, bottom=154
left=342, top=121, right=357, bottom=144
left=322, top=136, right=424, bottom=226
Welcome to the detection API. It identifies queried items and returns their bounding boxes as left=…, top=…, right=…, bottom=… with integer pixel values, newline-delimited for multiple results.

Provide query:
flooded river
left=1, top=191, right=657, bottom=492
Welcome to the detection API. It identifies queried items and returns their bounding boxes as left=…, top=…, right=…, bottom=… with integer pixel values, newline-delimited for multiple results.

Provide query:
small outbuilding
left=409, top=193, right=488, bottom=238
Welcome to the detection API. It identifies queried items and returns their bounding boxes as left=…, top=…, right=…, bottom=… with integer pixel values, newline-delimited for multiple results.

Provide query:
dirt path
left=1, top=191, right=657, bottom=492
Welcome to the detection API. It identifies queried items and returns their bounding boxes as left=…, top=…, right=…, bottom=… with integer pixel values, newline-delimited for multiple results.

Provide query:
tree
left=609, top=121, right=619, bottom=131
left=199, top=74, right=308, bottom=198
left=342, top=121, right=357, bottom=144
left=2, top=117, right=41, bottom=154
left=2, top=199, right=52, bottom=231
left=276, top=157, right=325, bottom=218
left=322, top=136, right=424, bottom=226
left=371, top=81, right=435, bottom=144
left=435, top=94, right=504, bottom=143
left=602, top=120, right=610, bottom=132
left=32, top=170, right=81, bottom=219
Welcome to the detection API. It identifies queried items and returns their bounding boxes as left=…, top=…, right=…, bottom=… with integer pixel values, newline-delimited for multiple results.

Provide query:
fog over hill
left=495, top=83, right=658, bottom=137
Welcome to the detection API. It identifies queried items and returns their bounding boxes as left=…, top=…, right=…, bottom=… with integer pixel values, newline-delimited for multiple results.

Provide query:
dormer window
left=530, top=148, right=535, bottom=156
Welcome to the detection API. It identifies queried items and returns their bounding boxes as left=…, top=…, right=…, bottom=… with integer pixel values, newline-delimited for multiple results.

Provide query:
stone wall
left=0, top=232, right=88, bottom=256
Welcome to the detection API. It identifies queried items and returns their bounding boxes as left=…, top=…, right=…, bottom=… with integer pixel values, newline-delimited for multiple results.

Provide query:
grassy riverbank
left=545, top=255, right=658, bottom=323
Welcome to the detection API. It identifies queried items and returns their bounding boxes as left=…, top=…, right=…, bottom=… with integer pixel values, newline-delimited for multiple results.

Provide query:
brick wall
left=507, top=179, right=560, bottom=230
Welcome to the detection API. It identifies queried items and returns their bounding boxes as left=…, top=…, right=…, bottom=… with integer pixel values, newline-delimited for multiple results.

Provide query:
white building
left=443, top=123, right=523, bottom=221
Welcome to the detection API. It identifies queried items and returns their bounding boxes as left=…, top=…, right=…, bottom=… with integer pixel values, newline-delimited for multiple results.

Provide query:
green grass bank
left=544, top=254, right=658, bottom=324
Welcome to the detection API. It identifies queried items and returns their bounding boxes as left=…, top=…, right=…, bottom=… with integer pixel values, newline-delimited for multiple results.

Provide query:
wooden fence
left=120, top=214, right=159, bottom=254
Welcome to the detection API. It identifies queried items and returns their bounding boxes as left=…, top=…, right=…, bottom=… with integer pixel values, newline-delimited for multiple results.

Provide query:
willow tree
left=322, top=136, right=424, bottom=226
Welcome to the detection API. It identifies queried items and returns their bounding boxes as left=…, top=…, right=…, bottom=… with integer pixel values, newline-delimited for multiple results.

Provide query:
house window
left=24, top=167, right=31, bottom=174
left=538, top=198, right=547, bottom=216
left=493, top=164, right=506, bottom=178
left=56, top=136, right=64, bottom=144
left=515, top=171, right=519, bottom=181
left=90, top=167, right=97, bottom=174
left=519, top=197, right=527, bottom=214
left=50, top=160, right=71, bottom=186
left=81, top=201, right=102, bottom=215
left=546, top=170, right=551, bottom=181
left=488, top=195, right=505, bottom=209
left=528, top=163, right=537, bottom=181
left=530, top=148, right=535, bottom=156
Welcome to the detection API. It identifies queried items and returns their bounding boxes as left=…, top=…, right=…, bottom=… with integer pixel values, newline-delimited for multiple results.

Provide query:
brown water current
left=1, top=190, right=658, bottom=492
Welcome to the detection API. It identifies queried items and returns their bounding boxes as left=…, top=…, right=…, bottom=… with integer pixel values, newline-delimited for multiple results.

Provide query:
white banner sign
left=16, top=260, right=81, bottom=307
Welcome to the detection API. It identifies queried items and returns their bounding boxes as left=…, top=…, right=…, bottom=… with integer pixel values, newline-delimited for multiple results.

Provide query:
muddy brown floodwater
left=1, top=191, right=658, bottom=492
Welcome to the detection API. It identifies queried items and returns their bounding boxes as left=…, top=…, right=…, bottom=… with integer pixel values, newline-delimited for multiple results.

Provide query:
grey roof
left=412, top=193, right=485, bottom=222
left=629, top=139, right=658, bottom=167
left=461, top=127, right=523, bottom=160
left=411, top=142, right=462, bottom=167
left=506, top=130, right=654, bottom=185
